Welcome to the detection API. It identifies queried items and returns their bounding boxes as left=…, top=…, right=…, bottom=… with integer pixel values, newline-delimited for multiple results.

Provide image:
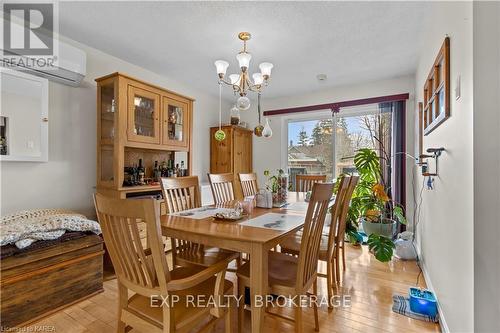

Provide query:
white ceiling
left=59, top=1, right=429, bottom=100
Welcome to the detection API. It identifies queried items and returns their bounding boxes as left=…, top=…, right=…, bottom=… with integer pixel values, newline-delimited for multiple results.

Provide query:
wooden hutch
left=210, top=125, right=253, bottom=199
left=95, top=72, right=193, bottom=214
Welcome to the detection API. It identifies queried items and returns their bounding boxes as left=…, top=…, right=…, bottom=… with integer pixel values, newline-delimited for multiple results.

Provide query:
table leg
left=250, top=243, right=268, bottom=333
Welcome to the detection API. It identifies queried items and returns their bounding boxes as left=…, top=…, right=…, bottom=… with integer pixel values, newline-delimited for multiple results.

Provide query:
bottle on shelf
left=160, top=161, right=167, bottom=177
left=180, top=161, right=186, bottom=177
left=175, top=163, right=180, bottom=177
left=137, top=158, right=145, bottom=185
left=153, top=161, right=161, bottom=183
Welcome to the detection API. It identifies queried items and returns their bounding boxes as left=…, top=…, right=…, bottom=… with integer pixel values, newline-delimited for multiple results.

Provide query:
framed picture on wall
left=423, top=37, right=450, bottom=135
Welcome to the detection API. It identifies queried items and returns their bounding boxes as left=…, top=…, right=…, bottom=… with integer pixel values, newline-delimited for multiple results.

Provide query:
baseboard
left=415, top=244, right=450, bottom=333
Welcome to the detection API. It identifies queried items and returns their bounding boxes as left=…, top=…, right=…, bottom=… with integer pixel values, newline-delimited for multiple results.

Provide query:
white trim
left=415, top=245, right=450, bottom=333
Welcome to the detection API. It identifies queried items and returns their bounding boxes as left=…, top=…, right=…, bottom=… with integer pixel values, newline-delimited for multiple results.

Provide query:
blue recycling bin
left=409, top=288, right=437, bottom=317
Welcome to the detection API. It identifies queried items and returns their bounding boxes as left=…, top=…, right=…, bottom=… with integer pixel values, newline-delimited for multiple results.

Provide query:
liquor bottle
left=180, top=161, right=186, bottom=177
left=160, top=161, right=167, bottom=177
left=153, top=161, right=161, bottom=182
left=175, top=164, right=180, bottom=177
left=138, top=159, right=145, bottom=185
left=166, top=159, right=173, bottom=177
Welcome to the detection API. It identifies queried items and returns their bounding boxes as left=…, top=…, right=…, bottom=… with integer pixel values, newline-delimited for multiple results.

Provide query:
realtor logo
left=1, top=1, right=58, bottom=69
left=3, top=3, right=54, bottom=56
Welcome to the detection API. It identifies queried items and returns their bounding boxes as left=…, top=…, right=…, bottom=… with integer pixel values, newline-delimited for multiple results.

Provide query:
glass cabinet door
left=162, top=97, right=189, bottom=147
left=100, top=80, right=116, bottom=143
left=98, top=77, right=117, bottom=186
left=127, top=86, right=160, bottom=144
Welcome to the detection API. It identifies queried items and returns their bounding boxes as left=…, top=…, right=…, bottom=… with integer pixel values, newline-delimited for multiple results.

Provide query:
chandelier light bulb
left=229, top=74, right=240, bottom=85
left=236, top=96, right=251, bottom=110
left=214, top=60, right=229, bottom=77
left=259, top=62, right=274, bottom=78
left=236, top=52, right=252, bottom=70
left=252, top=73, right=264, bottom=85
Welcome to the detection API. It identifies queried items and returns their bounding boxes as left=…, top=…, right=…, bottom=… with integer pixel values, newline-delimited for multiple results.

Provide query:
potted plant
left=263, top=169, right=288, bottom=207
left=340, top=148, right=406, bottom=262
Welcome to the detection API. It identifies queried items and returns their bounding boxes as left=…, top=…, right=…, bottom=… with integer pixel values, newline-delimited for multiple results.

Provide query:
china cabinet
left=95, top=73, right=194, bottom=214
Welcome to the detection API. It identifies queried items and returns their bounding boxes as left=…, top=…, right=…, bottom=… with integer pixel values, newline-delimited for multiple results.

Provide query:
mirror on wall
left=0, top=69, right=48, bottom=162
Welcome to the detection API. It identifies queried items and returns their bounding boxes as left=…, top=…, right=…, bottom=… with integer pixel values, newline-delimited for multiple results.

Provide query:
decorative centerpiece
left=264, top=169, right=288, bottom=207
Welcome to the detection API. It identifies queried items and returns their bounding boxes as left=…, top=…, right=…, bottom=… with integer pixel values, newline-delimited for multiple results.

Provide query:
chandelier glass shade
left=214, top=32, right=273, bottom=109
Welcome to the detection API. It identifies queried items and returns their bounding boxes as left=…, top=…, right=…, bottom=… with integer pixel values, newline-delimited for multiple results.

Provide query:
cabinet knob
left=42, top=117, right=49, bottom=122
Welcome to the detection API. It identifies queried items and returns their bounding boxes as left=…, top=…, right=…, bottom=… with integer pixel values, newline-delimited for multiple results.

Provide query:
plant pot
left=361, top=218, right=396, bottom=238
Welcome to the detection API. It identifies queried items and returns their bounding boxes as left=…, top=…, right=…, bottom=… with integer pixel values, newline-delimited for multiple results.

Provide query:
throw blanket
left=1, top=209, right=102, bottom=249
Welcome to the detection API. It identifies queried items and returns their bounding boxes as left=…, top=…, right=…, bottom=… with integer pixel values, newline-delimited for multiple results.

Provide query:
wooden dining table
left=160, top=192, right=309, bottom=333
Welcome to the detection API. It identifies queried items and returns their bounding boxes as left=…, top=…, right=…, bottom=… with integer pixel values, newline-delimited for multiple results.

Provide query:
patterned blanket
left=1, top=209, right=101, bottom=249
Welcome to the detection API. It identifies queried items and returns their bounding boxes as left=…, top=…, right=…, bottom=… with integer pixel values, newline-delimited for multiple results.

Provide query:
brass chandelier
left=214, top=32, right=274, bottom=110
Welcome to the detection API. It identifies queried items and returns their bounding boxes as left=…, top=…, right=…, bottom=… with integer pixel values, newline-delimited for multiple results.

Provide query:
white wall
left=240, top=75, right=415, bottom=221
left=0, top=38, right=224, bottom=217
left=414, top=2, right=473, bottom=332
left=473, top=2, right=500, bottom=332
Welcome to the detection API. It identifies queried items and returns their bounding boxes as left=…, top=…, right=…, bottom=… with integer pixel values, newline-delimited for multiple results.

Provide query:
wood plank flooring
left=24, top=245, right=441, bottom=333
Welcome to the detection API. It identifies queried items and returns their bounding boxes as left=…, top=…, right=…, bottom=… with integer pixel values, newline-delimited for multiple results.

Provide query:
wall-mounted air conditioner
left=2, top=40, right=87, bottom=87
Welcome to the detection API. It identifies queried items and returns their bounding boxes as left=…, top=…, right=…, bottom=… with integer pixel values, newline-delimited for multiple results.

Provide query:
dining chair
left=336, top=176, right=359, bottom=276
left=236, top=182, right=334, bottom=333
left=161, top=176, right=239, bottom=268
left=208, top=173, right=236, bottom=205
left=238, top=173, right=259, bottom=197
left=94, top=194, right=233, bottom=333
left=295, top=174, right=327, bottom=192
left=280, top=176, right=351, bottom=308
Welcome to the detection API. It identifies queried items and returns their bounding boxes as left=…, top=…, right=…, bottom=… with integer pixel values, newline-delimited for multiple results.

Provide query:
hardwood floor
left=25, top=245, right=441, bottom=333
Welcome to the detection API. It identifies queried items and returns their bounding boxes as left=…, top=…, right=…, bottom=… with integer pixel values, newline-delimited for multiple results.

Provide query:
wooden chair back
left=207, top=173, right=235, bottom=204
left=296, top=182, right=334, bottom=291
left=325, top=176, right=351, bottom=261
left=160, top=176, right=201, bottom=213
left=238, top=173, right=259, bottom=197
left=336, top=176, right=359, bottom=245
left=160, top=176, right=207, bottom=261
left=295, top=174, right=327, bottom=192
left=94, top=194, right=170, bottom=297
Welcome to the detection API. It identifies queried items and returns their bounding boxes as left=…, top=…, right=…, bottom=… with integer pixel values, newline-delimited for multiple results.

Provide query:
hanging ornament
left=262, top=118, right=273, bottom=138
left=214, top=129, right=226, bottom=141
left=215, top=82, right=226, bottom=142
left=236, top=95, right=251, bottom=110
left=254, top=93, right=264, bottom=137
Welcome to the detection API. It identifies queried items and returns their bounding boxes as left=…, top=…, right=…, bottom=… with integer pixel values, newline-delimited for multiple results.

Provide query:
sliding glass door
left=287, top=117, right=334, bottom=190
left=287, top=103, right=393, bottom=190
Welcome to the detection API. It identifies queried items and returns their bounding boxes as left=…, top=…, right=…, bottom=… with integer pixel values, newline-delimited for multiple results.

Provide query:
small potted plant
left=341, top=148, right=406, bottom=262
left=263, top=169, right=288, bottom=207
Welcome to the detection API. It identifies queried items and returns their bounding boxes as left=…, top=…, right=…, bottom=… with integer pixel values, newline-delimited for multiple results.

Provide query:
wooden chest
left=0, top=235, right=104, bottom=328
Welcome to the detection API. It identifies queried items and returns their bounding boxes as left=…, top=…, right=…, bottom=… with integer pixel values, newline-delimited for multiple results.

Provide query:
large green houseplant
left=340, top=148, right=406, bottom=262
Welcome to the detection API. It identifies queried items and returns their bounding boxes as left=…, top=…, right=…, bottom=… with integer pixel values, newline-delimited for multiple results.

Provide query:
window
left=286, top=104, right=394, bottom=189
left=288, top=117, right=333, bottom=190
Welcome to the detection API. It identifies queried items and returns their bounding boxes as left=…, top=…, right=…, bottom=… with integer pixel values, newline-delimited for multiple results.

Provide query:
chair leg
left=312, top=280, right=319, bottom=332
left=117, top=282, right=127, bottom=333
left=294, top=302, right=303, bottom=333
left=225, top=302, right=232, bottom=333
left=342, top=243, right=346, bottom=272
left=326, top=261, right=334, bottom=309
left=238, top=278, right=245, bottom=333
left=335, top=249, right=341, bottom=285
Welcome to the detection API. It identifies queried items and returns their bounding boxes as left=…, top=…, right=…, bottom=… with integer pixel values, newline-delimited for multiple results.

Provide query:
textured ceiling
left=59, top=1, right=429, bottom=100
